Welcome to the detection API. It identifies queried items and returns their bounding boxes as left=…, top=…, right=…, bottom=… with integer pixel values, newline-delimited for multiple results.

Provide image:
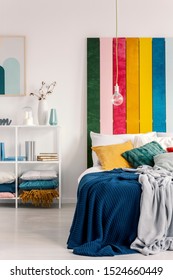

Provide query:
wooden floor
left=0, top=203, right=173, bottom=260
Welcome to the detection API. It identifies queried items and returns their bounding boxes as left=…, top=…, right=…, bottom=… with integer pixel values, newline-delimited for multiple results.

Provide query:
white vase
left=38, top=99, right=49, bottom=125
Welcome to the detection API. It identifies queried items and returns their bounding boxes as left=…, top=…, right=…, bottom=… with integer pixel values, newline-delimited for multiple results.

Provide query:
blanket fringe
left=19, top=189, right=59, bottom=207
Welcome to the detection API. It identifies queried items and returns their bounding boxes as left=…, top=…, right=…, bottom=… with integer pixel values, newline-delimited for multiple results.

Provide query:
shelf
left=0, top=161, right=15, bottom=164
left=0, top=161, right=60, bottom=164
left=0, top=125, right=61, bottom=208
left=18, top=160, right=60, bottom=164
left=0, top=197, right=16, bottom=200
left=0, top=125, right=60, bottom=129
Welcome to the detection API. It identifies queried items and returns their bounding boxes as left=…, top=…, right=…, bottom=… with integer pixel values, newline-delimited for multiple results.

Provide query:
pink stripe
left=100, top=38, right=113, bottom=134
left=113, top=38, right=126, bottom=134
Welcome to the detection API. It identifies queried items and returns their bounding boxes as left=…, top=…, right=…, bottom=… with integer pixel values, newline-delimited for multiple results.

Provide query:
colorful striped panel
left=100, top=38, right=113, bottom=134
left=152, top=38, right=166, bottom=132
left=87, top=37, right=172, bottom=167
left=165, top=38, right=173, bottom=132
left=113, top=38, right=126, bottom=134
left=126, top=38, right=140, bottom=133
left=87, top=38, right=100, bottom=167
left=139, top=38, right=152, bottom=133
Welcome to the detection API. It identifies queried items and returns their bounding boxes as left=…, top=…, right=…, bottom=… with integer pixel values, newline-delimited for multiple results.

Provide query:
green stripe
left=87, top=38, right=100, bottom=167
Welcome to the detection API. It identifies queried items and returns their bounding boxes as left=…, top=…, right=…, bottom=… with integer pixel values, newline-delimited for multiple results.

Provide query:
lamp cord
left=115, top=0, right=118, bottom=86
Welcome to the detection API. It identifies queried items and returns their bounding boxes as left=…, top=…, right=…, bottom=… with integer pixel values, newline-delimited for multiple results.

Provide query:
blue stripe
left=152, top=38, right=166, bottom=132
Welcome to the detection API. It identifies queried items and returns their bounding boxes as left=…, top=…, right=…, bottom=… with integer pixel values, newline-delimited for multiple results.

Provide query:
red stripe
left=113, top=38, right=126, bottom=134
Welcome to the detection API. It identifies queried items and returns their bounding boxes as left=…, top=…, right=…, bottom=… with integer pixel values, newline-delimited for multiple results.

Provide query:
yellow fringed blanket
left=19, top=189, right=59, bottom=207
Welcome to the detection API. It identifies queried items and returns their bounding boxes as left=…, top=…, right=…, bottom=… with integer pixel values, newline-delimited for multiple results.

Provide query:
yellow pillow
left=91, top=141, right=133, bottom=170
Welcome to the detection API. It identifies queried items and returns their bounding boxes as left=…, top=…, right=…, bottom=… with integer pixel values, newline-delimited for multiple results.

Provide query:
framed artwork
left=0, top=36, right=25, bottom=96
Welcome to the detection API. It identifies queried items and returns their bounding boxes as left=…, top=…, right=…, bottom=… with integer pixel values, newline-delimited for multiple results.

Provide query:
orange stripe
left=126, top=38, right=140, bottom=133
left=139, top=38, right=152, bottom=132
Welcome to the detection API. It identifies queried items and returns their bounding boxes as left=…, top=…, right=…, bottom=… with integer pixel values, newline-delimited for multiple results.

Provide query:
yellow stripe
left=139, top=38, right=152, bottom=132
left=126, top=38, right=140, bottom=133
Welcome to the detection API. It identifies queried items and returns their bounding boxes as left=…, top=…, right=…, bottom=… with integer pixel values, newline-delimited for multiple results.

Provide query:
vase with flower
left=30, top=81, right=56, bottom=125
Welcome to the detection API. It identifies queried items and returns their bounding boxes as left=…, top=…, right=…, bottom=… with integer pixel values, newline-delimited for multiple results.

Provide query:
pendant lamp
left=111, top=0, right=123, bottom=106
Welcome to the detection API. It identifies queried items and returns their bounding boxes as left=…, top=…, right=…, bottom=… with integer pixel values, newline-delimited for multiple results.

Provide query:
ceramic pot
left=49, top=108, right=57, bottom=125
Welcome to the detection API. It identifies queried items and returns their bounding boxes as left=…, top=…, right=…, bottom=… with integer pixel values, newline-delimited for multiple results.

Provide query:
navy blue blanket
left=67, top=169, right=142, bottom=256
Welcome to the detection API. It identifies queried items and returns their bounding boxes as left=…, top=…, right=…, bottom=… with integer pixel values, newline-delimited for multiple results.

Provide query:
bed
left=67, top=131, right=173, bottom=257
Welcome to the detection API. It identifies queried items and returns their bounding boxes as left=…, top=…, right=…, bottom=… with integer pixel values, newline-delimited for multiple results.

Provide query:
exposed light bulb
left=111, top=84, right=123, bottom=106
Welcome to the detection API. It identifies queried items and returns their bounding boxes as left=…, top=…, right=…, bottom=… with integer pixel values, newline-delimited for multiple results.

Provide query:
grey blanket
left=130, top=165, right=173, bottom=255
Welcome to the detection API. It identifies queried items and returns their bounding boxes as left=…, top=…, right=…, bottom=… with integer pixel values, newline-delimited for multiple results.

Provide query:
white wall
left=0, top=0, right=172, bottom=203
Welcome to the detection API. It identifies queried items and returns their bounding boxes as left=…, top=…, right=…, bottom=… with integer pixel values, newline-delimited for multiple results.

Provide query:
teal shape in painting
left=0, top=66, right=5, bottom=95
left=3, top=58, right=20, bottom=95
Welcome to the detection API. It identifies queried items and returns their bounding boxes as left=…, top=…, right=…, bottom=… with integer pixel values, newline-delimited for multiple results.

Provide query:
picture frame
left=0, top=36, right=25, bottom=96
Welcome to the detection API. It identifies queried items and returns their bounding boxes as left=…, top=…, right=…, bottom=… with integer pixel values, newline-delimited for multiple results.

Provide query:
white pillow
left=20, top=170, right=58, bottom=180
left=154, top=153, right=173, bottom=171
left=133, top=134, right=157, bottom=148
left=90, top=131, right=157, bottom=166
left=0, top=171, right=15, bottom=184
left=156, top=137, right=173, bottom=149
left=157, top=132, right=173, bottom=137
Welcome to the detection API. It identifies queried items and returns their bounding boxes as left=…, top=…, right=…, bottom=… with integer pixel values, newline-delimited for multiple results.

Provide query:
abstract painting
left=0, top=36, right=25, bottom=96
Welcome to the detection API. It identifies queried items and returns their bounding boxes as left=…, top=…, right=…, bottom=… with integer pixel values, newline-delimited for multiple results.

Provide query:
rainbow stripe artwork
left=87, top=37, right=173, bottom=166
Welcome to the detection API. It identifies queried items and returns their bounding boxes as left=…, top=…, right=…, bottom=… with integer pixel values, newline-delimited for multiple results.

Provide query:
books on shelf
left=0, top=142, right=5, bottom=161
left=0, top=142, right=27, bottom=161
left=0, top=142, right=58, bottom=162
left=4, top=156, right=26, bottom=161
left=37, top=153, right=58, bottom=161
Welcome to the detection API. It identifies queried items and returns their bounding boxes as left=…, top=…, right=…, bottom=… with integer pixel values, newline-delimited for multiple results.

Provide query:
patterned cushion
left=122, top=141, right=165, bottom=168
left=19, top=179, right=58, bottom=190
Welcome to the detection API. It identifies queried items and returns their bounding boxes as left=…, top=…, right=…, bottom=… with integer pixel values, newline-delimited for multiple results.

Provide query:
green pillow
left=122, top=141, right=165, bottom=168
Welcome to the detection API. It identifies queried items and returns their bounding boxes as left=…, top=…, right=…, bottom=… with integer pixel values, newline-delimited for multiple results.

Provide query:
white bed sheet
left=78, top=166, right=103, bottom=183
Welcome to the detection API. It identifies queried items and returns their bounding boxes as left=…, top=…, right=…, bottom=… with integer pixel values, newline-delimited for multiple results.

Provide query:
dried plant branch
left=30, top=81, right=56, bottom=100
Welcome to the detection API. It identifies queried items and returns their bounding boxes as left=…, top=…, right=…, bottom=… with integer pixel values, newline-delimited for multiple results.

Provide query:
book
left=37, top=158, right=58, bottom=161
left=4, top=156, right=26, bottom=161
left=0, top=142, right=5, bottom=161
left=37, top=158, right=58, bottom=160
left=37, top=152, right=58, bottom=161
left=39, top=153, right=58, bottom=156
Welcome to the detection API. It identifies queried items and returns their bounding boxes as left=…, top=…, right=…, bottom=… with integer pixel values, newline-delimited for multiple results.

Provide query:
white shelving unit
left=0, top=125, right=61, bottom=208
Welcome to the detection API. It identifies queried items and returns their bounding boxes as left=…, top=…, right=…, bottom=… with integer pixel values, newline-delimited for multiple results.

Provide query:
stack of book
left=37, top=153, right=58, bottom=161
